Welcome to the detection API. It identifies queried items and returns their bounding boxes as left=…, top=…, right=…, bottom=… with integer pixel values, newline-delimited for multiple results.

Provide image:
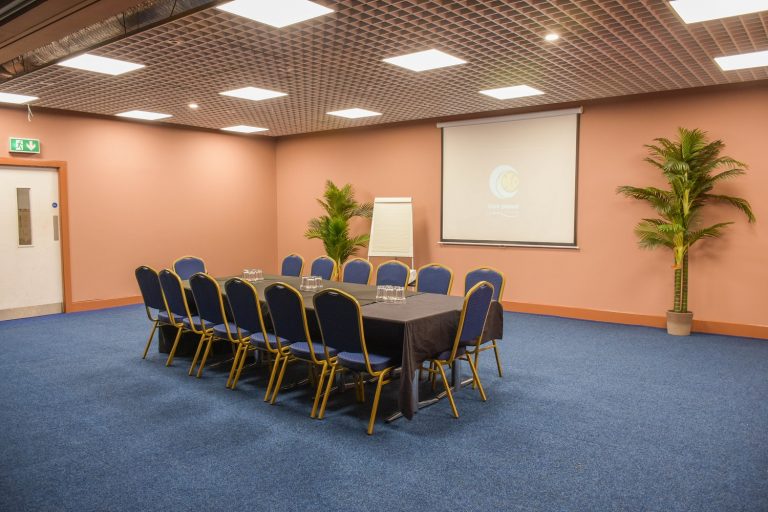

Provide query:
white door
left=0, top=166, right=63, bottom=320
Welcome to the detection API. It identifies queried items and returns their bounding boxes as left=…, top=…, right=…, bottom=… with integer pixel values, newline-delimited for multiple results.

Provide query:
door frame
left=0, top=157, right=72, bottom=313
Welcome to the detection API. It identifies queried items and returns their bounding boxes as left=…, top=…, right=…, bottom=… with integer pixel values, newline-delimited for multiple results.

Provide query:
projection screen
left=440, top=108, right=580, bottom=247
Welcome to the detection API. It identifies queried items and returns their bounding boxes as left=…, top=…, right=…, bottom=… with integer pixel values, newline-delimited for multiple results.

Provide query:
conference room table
left=170, top=274, right=504, bottom=420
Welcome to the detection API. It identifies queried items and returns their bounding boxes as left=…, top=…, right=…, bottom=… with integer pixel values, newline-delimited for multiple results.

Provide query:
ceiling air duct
left=1, top=0, right=219, bottom=83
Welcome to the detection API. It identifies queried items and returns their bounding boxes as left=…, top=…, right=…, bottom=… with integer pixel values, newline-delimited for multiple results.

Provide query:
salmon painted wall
left=0, top=107, right=277, bottom=305
left=275, top=86, right=768, bottom=327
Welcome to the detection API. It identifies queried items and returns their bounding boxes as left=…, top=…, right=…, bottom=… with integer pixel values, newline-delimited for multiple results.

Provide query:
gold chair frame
left=138, top=265, right=174, bottom=360
left=310, top=255, right=339, bottom=280
left=223, top=278, right=278, bottom=392
left=314, top=288, right=395, bottom=435
left=265, top=282, right=338, bottom=419
left=281, top=253, right=305, bottom=276
left=375, top=259, right=411, bottom=288
left=422, top=281, right=494, bottom=418
left=465, top=266, right=506, bottom=378
left=415, top=263, right=454, bottom=294
left=341, top=257, right=373, bottom=285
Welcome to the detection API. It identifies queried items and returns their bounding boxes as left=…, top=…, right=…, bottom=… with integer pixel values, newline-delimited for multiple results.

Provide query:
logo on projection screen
left=489, top=165, right=519, bottom=199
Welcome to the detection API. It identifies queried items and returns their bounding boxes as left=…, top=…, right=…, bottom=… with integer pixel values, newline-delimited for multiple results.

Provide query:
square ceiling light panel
left=715, top=50, right=768, bottom=70
left=480, top=85, right=545, bottom=100
left=383, top=49, right=467, bottom=72
left=57, top=54, right=145, bottom=75
left=216, top=0, right=333, bottom=28
left=669, top=0, right=768, bottom=23
left=327, top=108, right=382, bottom=118
left=0, top=92, right=38, bottom=104
left=115, top=110, right=172, bottom=120
left=219, top=86, right=287, bottom=102
left=221, top=125, right=269, bottom=133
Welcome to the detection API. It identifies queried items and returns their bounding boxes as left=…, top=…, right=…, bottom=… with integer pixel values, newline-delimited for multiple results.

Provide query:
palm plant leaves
left=305, top=181, right=372, bottom=267
left=617, top=127, right=756, bottom=312
left=700, top=193, right=756, bottom=222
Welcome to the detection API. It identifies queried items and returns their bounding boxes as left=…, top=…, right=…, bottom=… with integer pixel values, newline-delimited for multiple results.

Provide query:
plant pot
left=666, top=311, right=693, bottom=336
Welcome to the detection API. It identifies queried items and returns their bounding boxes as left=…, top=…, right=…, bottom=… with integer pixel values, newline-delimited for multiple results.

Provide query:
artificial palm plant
left=305, top=180, right=373, bottom=272
left=617, top=128, right=755, bottom=334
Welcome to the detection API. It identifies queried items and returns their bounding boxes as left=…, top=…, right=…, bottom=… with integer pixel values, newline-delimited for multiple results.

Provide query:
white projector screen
left=440, top=108, right=580, bottom=247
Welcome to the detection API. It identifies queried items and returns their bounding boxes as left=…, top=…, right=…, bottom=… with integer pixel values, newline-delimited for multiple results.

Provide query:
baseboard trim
left=0, top=303, right=63, bottom=321
left=65, top=295, right=767, bottom=340
left=68, top=296, right=143, bottom=312
left=501, top=301, right=768, bottom=340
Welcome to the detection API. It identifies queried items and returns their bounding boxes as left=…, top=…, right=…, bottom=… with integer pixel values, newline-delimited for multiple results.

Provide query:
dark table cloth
left=176, top=274, right=503, bottom=419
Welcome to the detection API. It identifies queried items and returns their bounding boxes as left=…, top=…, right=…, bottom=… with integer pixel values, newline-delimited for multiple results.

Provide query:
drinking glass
left=243, top=268, right=249, bottom=280
left=384, top=285, right=394, bottom=304
left=395, top=286, right=406, bottom=303
left=300, top=276, right=309, bottom=290
left=376, top=286, right=385, bottom=301
left=255, top=269, right=263, bottom=281
left=313, top=276, right=323, bottom=289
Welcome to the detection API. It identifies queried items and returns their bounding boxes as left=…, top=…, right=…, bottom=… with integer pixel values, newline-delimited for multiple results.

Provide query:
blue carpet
left=1, top=306, right=766, bottom=511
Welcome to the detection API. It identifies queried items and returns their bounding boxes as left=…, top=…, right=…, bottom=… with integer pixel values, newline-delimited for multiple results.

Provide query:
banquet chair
left=415, top=263, right=454, bottom=295
left=310, top=256, right=337, bottom=280
left=187, top=273, right=241, bottom=379
left=464, top=267, right=506, bottom=378
left=341, top=257, right=372, bottom=285
left=158, top=269, right=210, bottom=367
left=422, top=281, right=494, bottom=418
left=314, top=288, right=397, bottom=435
left=173, top=256, right=206, bottom=280
left=281, top=253, right=304, bottom=277
left=264, top=282, right=337, bottom=417
left=375, top=260, right=410, bottom=287
left=135, top=266, right=175, bottom=359
left=224, top=278, right=280, bottom=392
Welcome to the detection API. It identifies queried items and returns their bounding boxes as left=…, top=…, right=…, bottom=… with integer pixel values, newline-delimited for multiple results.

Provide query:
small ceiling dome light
left=544, top=33, right=560, bottom=42
left=188, top=103, right=199, bottom=109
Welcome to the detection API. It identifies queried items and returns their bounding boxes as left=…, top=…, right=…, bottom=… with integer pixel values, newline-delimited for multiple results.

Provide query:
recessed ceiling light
left=188, top=103, right=199, bottom=109
left=219, top=86, right=287, bottom=102
left=216, top=0, right=333, bottom=28
left=57, top=54, right=145, bottom=75
left=0, top=92, right=38, bottom=104
left=544, top=33, right=560, bottom=42
left=383, top=49, right=466, bottom=72
left=669, top=0, right=768, bottom=23
left=327, top=108, right=382, bottom=119
left=221, top=125, right=269, bottom=133
left=479, top=85, right=545, bottom=100
left=715, top=49, right=768, bottom=70
left=115, top=110, right=172, bottom=121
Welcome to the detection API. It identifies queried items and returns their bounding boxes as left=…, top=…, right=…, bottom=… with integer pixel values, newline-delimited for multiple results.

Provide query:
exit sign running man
left=9, top=137, right=40, bottom=154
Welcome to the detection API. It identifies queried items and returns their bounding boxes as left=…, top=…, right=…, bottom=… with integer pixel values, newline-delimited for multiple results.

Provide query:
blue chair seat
left=247, top=331, right=280, bottom=349
left=338, top=351, right=394, bottom=372
left=434, top=346, right=466, bottom=361
left=158, top=311, right=184, bottom=325
left=290, top=342, right=336, bottom=361
left=182, top=315, right=208, bottom=330
left=213, top=322, right=249, bottom=340
left=460, top=337, right=494, bottom=347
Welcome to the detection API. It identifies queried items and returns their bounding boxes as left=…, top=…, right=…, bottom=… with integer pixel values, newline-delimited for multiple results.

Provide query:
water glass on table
left=384, top=285, right=395, bottom=303
left=394, top=286, right=406, bottom=303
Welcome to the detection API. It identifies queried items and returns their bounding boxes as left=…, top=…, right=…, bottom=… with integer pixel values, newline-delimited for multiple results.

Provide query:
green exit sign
left=9, top=137, right=40, bottom=154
